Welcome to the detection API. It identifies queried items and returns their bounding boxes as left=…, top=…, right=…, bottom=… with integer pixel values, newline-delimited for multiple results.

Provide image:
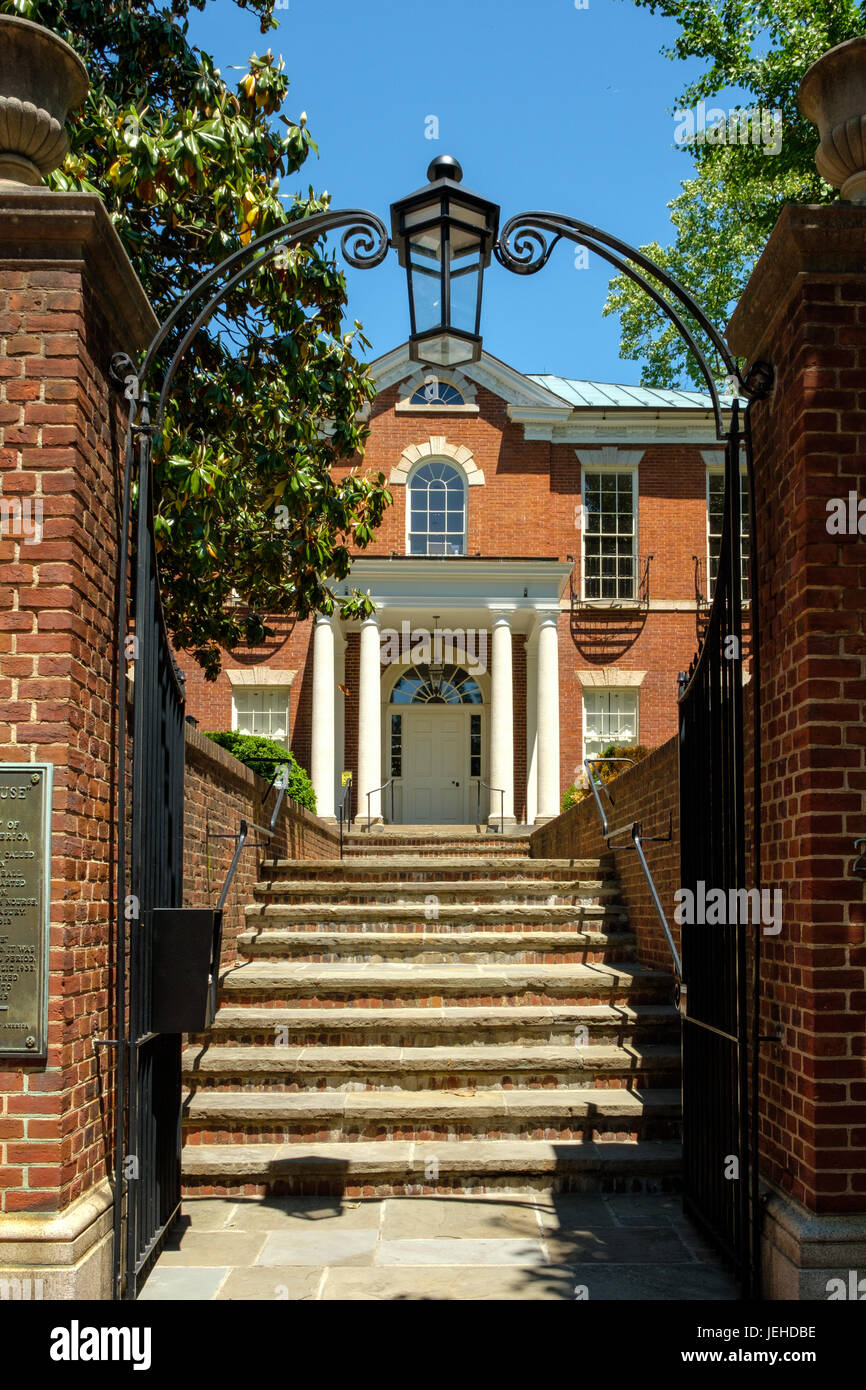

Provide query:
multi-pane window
left=707, top=471, right=750, bottom=601
left=583, top=690, right=638, bottom=761
left=582, top=471, right=636, bottom=599
left=408, top=461, right=466, bottom=556
left=409, top=379, right=465, bottom=406
left=232, top=686, right=290, bottom=746
left=708, top=470, right=750, bottom=601
left=470, top=713, right=482, bottom=778
left=390, top=714, right=402, bottom=778
left=391, top=665, right=483, bottom=705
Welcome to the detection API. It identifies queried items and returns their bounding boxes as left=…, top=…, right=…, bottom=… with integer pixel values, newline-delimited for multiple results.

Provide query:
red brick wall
left=183, top=725, right=338, bottom=972
left=529, top=737, right=681, bottom=975
left=728, top=206, right=866, bottom=1215
left=0, top=195, right=156, bottom=1214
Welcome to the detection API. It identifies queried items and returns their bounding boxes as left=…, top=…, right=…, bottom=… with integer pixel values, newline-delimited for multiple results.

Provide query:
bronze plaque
left=0, top=763, right=51, bottom=1058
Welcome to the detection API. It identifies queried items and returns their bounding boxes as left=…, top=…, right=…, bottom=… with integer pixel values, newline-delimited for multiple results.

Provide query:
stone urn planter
left=799, top=35, right=866, bottom=203
left=0, top=14, right=88, bottom=187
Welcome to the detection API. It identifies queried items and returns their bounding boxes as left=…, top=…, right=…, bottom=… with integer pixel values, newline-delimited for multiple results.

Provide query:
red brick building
left=181, top=343, right=746, bottom=828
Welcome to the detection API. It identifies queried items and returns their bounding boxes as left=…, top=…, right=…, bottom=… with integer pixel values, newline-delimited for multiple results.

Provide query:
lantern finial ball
left=427, top=154, right=463, bottom=184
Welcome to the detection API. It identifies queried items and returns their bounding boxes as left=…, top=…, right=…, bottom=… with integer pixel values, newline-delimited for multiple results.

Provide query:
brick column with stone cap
left=727, top=197, right=866, bottom=1297
left=0, top=190, right=156, bottom=1298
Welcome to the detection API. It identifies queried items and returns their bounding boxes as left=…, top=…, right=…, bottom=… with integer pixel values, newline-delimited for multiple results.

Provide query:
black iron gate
left=677, top=403, right=758, bottom=1295
left=115, top=388, right=186, bottom=1300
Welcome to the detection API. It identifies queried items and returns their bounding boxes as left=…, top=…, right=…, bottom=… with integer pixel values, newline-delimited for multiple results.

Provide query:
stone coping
left=0, top=189, right=157, bottom=350
left=726, top=202, right=866, bottom=362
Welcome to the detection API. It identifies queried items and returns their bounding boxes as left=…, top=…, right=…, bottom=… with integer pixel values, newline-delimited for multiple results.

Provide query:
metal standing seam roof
left=527, top=375, right=744, bottom=410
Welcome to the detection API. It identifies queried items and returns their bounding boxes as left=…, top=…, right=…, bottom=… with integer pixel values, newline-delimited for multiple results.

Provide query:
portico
left=308, top=557, right=571, bottom=828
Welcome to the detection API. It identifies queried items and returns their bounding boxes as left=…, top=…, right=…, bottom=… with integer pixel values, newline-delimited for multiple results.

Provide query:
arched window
left=409, top=379, right=465, bottom=406
left=391, top=665, right=483, bottom=705
left=408, top=460, right=466, bottom=555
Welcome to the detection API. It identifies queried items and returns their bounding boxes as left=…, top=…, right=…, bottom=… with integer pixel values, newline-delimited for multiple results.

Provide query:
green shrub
left=560, top=743, right=650, bottom=813
left=203, top=732, right=317, bottom=813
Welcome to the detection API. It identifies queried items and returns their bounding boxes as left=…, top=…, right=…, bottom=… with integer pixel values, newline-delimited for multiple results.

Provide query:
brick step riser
left=220, top=989, right=674, bottom=1009
left=236, top=948, right=636, bottom=966
left=247, top=908, right=627, bottom=923
left=261, top=868, right=614, bottom=884
left=254, top=889, right=618, bottom=905
left=335, top=848, right=534, bottom=859
left=181, top=1173, right=680, bottom=1198
left=241, top=922, right=628, bottom=936
left=198, top=1025, right=681, bottom=1047
left=183, top=1119, right=681, bottom=1145
left=183, top=1068, right=681, bottom=1093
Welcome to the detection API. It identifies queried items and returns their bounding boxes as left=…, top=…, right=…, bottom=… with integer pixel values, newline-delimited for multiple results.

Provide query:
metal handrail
left=583, top=758, right=682, bottom=982
left=366, top=776, right=395, bottom=832
left=338, top=779, right=352, bottom=859
left=473, top=778, right=505, bottom=834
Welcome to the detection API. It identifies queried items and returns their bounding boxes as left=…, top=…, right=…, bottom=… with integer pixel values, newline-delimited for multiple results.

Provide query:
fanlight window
left=409, top=379, right=465, bottom=406
left=408, top=460, right=466, bottom=555
left=391, top=664, right=482, bottom=705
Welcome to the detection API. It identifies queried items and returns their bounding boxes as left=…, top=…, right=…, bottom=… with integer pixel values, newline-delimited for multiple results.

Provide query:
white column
left=525, top=640, right=538, bottom=826
left=488, top=611, right=515, bottom=827
left=334, top=624, right=346, bottom=817
left=310, top=613, right=336, bottom=820
left=535, top=610, right=561, bottom=823
left=356, top=613, right=382, bottom=824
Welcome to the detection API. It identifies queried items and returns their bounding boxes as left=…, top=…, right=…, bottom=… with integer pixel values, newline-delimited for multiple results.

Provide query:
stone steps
left=182, top=1042, right=681, bottom=1091
left=218, top=960, right=673, bottom=1006
left=182, top=1138, right=683, bottom=1195
left=183, top=1085, right=681, bottom=1144
left=181, top=846, right=682, bottom=1196
left=244, top=904, right=630, bottom=929
left=260, top=857, right=607, bottom=881
left=234, top=928, right=636, bottom=965
left=336, top=838, right=532, bottom=860
left=205, top=1002, right=680, bottom=1047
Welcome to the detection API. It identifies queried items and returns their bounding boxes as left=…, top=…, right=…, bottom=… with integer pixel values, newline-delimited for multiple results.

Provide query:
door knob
left=452, top=780, right=460, bottom=786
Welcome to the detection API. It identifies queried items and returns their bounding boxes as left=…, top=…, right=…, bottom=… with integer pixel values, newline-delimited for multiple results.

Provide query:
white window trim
left=230, top=683, right=292, bottom=747
left=582, top=686, right=640, bottom=762
left=579, top=462, right=639, bottom=604
left=404, top=458, right=468, bottom=558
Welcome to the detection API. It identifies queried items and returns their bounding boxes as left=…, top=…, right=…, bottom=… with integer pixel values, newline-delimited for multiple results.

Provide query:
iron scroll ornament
left=494, top=211, right=773, bottom=441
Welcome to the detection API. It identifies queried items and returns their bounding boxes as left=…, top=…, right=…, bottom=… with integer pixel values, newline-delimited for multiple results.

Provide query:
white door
left=403, top=709, right=467, bottom=823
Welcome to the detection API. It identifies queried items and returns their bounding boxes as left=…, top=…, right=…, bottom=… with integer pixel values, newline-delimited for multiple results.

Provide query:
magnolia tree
left=606, top=0, right=864, bottom=387
left=4, top=0, right=390, bottom=677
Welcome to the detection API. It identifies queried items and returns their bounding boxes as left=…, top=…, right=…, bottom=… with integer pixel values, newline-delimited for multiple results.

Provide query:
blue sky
left=188, top=0, right=712, bottom=384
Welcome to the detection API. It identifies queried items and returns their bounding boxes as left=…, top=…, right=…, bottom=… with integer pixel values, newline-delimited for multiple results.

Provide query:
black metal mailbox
left=151, top=908, right=223, bottom=1033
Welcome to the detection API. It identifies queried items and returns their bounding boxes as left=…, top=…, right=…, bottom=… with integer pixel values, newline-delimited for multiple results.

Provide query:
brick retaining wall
left=529, top=737, right=681, bottom=976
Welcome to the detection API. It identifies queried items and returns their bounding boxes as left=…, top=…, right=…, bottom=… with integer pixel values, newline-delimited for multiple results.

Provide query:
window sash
left=582, top=470, right=637, bottom=600
left=707, top=470, right=750, bottom=601
left=232, top=686, right=290, bottom=747
left=408, top=462, right=467, bottom=556
left=582, top=689, right=639, bottom=761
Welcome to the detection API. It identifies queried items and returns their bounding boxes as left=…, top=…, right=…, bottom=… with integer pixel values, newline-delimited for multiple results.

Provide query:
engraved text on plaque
left=0, top=763, right=51, bottom=1058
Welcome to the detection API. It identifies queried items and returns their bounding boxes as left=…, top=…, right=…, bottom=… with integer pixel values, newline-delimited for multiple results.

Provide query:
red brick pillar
left=0, top=191, right=156, bottom=1298
left=727, top=204, right=866, bottom=1298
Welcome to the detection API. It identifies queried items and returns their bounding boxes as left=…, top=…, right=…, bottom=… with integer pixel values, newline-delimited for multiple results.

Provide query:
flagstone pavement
left=138, top=1192, right=739, bottom=1301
